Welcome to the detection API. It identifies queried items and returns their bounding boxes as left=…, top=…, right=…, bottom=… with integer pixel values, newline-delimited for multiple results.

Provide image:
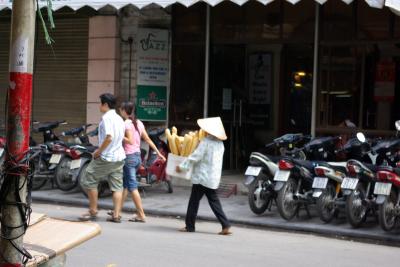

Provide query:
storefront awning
left=0, top=0, right=399, bottom=11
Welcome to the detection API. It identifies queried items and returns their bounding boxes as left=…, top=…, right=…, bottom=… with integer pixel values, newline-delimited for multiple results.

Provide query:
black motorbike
left=273, top=136, right=341, bottom=221
left=29, top=120, right=68, bottom=190
left=342, top=133, right=400, bottom=228
left=243, top=133, right=310, bottom=215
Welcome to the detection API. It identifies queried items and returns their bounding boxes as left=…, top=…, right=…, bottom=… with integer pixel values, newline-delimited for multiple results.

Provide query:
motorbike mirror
left=395, top=120, right=400, bottom=131
left=356, top=132, right=366, bottom=143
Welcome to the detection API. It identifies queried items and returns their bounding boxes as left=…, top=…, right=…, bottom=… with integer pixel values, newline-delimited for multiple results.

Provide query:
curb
left=32, top=194, right=400, bottom=247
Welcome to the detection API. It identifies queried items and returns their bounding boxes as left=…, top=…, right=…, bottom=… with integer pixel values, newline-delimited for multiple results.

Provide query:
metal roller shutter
left=0, top=16, right=88, bottom=137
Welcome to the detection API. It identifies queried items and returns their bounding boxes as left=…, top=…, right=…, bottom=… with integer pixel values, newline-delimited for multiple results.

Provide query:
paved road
left=32, top=186, right=400, bottom=244
left=32, top=203, right=400, bottom=267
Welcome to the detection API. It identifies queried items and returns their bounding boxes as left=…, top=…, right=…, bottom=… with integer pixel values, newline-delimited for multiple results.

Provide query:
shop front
left=170, top=0, right=400, bottom=169
left=1, top=0, right=400, bottom=170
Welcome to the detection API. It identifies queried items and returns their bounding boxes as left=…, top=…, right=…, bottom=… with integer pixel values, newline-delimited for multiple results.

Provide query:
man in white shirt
left=79, top=93, right=126, bottom=222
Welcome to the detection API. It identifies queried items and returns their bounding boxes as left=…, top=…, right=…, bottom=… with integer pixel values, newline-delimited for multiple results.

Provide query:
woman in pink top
left=118, top=101, right=166, bottom=222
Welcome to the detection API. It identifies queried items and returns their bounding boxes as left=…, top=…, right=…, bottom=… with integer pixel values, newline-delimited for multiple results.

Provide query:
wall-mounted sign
left=136, top=28, right=169, bottom=121
left=249, top=53, right=272, bottom=105
left=374, top=60, right=395, bottom=102
left=136, top=85, right=167, bottom=121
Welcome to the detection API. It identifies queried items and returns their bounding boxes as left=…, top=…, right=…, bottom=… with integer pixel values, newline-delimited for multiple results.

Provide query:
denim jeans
left=123, top=152, right=141, bottom=191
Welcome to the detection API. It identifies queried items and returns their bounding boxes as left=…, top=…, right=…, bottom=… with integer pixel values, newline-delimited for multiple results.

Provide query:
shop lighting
left=296, top=71, right=306, bottom=76
left=294, top=83, right=302, bottom=87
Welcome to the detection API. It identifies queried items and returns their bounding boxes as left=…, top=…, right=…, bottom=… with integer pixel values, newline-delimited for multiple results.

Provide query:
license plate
left=70, top=159, right=82, bottom=170
left=274, top=170, right=290, bottom=182
left=341, top=178, right=359, bottom=190
left=374, top=182, right=392, bottom=196
left=49, top=154, right=62, bottom=164
left=312, top=177, right=329, bottom=189
left=245, top=166, right=262, bottom=176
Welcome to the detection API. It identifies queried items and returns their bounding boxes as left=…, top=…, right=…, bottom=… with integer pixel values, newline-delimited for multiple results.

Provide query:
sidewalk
left=32, top=175, right=400, bottom=246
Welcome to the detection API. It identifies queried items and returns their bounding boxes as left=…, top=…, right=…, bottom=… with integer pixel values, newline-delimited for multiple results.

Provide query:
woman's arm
left=141, top=129, right=166, bottom=162
left=124, top=128, right=134, bottom=145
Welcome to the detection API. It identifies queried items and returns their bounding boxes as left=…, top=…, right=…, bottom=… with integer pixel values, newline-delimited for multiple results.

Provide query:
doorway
left=209, top=45, right=273, bottom=170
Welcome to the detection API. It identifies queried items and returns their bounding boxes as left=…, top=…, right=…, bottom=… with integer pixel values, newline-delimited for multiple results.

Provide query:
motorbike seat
left=326, top=162, right=347, bottom=173
left=292, top=159, right=315, bottom=171
left=35, top=121, right=63, bottom=132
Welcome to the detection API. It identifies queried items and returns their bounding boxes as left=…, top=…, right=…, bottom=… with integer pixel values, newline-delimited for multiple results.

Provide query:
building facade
left=1, top=1, right=399, bottom=169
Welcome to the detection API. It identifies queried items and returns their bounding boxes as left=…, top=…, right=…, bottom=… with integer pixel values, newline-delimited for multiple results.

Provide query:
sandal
left=107, top=210, right=114, bottom=216
left=128, top=217, right=146, bottom=223
left=106, top=216, right=121, bottom=223
left=218, top=227, right=232, bottom=236
left=79, top=210, right=98, bottom=221
left=178, top=227, right=194, bottom=232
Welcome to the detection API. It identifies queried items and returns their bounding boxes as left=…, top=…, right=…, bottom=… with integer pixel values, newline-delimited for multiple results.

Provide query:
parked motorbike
left=374, top=166, right=400, bottom=231
left=54, top=125, right=97, bottom=191
left=29, top=120, right=68, bottom=190
left=342, top=130, right=400, bottom=228
left=244, top=133, right=311, bottom=215
left=312, top=134, right=372, bottom=223
left=136, top=128, right=171, bottom=193
left=274, top=136, right=341, bottom=220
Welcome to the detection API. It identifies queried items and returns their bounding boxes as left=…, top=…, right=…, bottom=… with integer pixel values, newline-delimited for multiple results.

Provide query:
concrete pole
left=203, top=5, right=210, bottom=118
left=0, top=0, right=36, bottom=266
left=311, top=3, right=320, bottom=137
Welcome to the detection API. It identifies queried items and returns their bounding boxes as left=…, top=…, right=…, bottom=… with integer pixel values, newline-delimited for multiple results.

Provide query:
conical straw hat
left=197, top=117, right=227, bottom=141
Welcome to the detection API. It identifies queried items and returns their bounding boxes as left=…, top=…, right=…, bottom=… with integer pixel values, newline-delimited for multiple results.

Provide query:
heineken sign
left=136, top=28, right=169, bottom=121
left=136, top=86, right=167, bottom=121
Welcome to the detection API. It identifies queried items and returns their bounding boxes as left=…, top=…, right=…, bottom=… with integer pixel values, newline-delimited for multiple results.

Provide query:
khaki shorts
left=80, top=157, right=125, bottom=192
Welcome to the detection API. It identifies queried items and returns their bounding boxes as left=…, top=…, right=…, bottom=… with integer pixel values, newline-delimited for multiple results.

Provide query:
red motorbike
left=137, top=128, right=172, bottom=193
left=374, top=165, right=400, bottom=232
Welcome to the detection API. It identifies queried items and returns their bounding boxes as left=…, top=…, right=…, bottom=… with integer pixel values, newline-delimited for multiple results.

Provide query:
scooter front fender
left=274, top=181, right=285, bottom=192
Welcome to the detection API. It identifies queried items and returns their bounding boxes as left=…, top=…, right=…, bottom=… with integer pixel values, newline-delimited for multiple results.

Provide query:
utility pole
left=0, top=0, right=36, bottom=266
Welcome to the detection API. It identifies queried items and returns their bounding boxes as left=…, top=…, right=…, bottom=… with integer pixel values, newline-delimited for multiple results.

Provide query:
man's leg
left=204, top=186, right=231, bottom=230
left=87, top=189, right=99, bottom=214
left=112, top=190, right=123, bottom=218
left=185, top=184, right=204, bottom=232
left=108, top=160, right=125, bottom=219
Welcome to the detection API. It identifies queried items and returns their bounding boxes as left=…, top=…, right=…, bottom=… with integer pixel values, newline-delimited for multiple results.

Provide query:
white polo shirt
left=98, top=109, right=126, bottom=162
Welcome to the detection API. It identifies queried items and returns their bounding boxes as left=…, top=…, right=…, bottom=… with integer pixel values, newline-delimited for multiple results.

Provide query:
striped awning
left=0, top=0, right=399, bottom=11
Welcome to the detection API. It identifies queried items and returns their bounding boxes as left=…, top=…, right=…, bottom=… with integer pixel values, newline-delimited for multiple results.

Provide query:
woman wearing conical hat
left=176, top=117, right=232, bottom=235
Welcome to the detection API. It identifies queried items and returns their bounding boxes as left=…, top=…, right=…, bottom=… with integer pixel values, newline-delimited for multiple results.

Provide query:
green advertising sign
left=136, top=85, right=167, bottom=121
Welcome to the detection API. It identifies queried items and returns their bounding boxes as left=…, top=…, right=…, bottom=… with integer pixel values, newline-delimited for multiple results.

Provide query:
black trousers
left=185, top=184, right=231, bottom=232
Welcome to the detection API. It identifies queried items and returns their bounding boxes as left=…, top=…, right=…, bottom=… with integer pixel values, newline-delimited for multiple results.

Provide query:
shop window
left=173, top=2, right=206, bottom=43
left=318, top=45, right=361, bottom=127
left=211, top=1, right=244, bottom=43
left=242, top=0, right=280, bottom=41
left=169, top=44, right=205, bottom=127
left=321, top=0, right=354, bottom=42
left=282, top=0, right=315, bottom=41
left=393, top=13, right=400, bottom=39
left=357, top=1, right=390, bottom=40
left=212, top=0, right=280, bottom=44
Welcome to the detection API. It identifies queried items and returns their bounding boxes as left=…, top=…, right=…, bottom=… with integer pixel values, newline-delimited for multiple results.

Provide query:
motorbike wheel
left=30, top=160, right=48, bottom=190
left=248, top=176, right=270, bottom=215
left=55, top=157, right=78, bottom=191
left=345, top=183, right=367, bottom=228
left=378, top=189, right=397, bottom=232
left=316, top=182, right=337, bottom=223
left=276, top=177, right=299, bottom=221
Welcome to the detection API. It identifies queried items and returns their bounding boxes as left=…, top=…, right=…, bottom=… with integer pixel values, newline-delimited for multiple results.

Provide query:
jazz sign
left=136, top=28, right=169, bottom=121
